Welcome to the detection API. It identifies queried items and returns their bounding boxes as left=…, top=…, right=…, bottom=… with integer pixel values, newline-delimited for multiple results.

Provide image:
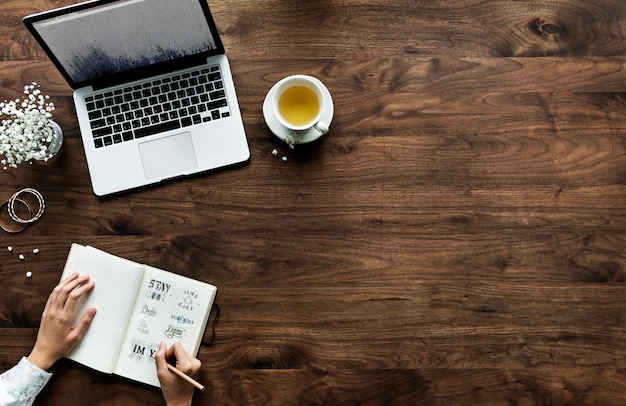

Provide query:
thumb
left=71, top=307, right=97, bottom=341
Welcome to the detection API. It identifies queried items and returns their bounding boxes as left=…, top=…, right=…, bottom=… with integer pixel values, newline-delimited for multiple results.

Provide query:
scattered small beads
left=270, top=148, right=289, bottom=163
left=26, top=271, right=32, bottom=278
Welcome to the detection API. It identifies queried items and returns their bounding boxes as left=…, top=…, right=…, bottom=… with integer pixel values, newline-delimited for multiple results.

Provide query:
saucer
left=263, top=77, right=334, bottom=145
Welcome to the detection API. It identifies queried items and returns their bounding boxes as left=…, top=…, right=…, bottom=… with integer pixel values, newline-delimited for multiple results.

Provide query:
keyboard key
left=88, top=111, right=102, bottom=120
left=207, top=99, right=227, bottom=110
left=134, top=120, right=181, bottom=138
left=90, top=118, right=106, bottom=129
left=210, top=90, right=225, bottom=100
left=93, top=126, right=113, bottom=137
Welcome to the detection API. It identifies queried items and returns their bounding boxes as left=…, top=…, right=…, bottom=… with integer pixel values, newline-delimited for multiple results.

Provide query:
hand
left=28, top=272, right=96, bottom=370
left=155, top=341, right=202, bottom=406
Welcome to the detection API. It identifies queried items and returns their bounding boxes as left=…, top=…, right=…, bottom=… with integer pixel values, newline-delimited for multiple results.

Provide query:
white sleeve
left=0, top=357, right=52, bottom=406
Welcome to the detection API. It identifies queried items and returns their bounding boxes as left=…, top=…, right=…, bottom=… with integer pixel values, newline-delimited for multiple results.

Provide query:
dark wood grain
left=2, top=0, right=626, bottom=404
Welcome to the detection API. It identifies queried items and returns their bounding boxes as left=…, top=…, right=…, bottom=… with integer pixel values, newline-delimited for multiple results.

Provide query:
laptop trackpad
left=139, top=132, right=198, bottom=180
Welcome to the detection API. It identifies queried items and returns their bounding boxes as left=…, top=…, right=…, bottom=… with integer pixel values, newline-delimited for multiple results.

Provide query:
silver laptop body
left=24, top=0, right=250, bottom=196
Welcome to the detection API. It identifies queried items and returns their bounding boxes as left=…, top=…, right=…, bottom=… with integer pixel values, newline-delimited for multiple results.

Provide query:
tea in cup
left=272, top=75, right=329, bottom=144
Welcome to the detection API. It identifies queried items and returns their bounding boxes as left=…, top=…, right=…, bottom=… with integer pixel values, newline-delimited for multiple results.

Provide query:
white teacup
left=271, top=75, right=329, bottom=144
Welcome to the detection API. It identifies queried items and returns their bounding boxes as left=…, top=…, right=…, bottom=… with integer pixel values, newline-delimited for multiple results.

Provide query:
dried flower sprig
left=0, top=82, right=56, bottom=170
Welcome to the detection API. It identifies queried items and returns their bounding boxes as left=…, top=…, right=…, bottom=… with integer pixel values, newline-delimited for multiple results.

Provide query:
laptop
left=24, top=0, right=250, bottom=196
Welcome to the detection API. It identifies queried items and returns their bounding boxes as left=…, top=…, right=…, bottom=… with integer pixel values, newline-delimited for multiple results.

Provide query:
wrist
left=27, top=349, right=56, bottom=371
left=165, top=397, right=193, bottom=406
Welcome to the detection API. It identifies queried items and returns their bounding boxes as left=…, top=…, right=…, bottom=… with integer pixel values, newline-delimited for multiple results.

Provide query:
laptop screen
left=25, top=0, right=223, bottom=88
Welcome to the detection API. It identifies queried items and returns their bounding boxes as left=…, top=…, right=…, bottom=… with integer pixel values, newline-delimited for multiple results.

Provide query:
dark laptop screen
left=26, top=0, right=222, bottom=87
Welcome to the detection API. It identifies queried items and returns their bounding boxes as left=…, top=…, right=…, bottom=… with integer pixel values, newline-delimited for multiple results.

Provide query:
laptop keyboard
left=84, top=65, right=230, bottom=149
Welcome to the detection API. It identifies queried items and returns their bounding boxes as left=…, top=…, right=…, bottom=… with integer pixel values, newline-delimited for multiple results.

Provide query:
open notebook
left=61, top=243, right=217, bottom=387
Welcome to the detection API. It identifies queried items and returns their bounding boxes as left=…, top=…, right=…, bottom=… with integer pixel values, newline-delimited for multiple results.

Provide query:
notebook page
left=113, top=266, right=217, bottom=387
left=61, top=244, right=145, bottom=374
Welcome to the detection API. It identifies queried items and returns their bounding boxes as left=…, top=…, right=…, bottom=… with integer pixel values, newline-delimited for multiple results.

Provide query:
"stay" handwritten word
left=148, top=279, right=171, bottom=293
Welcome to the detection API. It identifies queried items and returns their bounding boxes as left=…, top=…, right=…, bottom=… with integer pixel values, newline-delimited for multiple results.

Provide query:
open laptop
left=24, top=0, right=250, bottom=196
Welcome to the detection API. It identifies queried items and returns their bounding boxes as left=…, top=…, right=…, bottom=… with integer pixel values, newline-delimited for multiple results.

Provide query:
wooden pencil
left=165, top=363, right=205, bottom=391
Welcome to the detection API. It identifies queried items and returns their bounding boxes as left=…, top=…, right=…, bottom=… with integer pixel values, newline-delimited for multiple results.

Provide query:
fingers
left=158, top=342, right=201, bottom=378
left=167, top=342, right=191, bottom=366
left=44, top=272, right=79, bottom=311
left=48, top=273, right=94, bottom=312
left=63, top=279, right=95, bottom=316
left=167, top=342, right=201, bottom=377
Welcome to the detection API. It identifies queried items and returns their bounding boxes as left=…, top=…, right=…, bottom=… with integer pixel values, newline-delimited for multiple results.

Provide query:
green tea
left=278, top=85, right=319, bottom=127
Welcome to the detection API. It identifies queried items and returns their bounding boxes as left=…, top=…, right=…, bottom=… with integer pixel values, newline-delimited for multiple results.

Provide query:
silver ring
left=8, top=188, right=45, bottom=224
left=0, top=199, right=31, bottom=233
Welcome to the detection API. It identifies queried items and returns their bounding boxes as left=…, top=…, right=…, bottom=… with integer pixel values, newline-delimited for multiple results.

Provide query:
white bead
left=282, top=156, right=288, bottom=162
left=272, top=149, right=278, bottom=156
left=26, top=271, right=32, bottom=278
left=7, top=246, right=12, bottom=252
left=32, top=248, right=39, bottom=254
left=18, top=254, right=24, bottom=260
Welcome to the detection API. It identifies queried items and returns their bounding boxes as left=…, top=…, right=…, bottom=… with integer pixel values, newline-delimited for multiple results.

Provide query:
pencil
left=165, top=363, right=205, bottom=391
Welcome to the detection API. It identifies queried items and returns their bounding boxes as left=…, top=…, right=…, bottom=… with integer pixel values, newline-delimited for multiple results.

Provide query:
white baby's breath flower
left=0, top=82, right=56, bottom=169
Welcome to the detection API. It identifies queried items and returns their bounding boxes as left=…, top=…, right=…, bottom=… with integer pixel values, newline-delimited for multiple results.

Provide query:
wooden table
left=2, top=0, right=626, bottom=404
